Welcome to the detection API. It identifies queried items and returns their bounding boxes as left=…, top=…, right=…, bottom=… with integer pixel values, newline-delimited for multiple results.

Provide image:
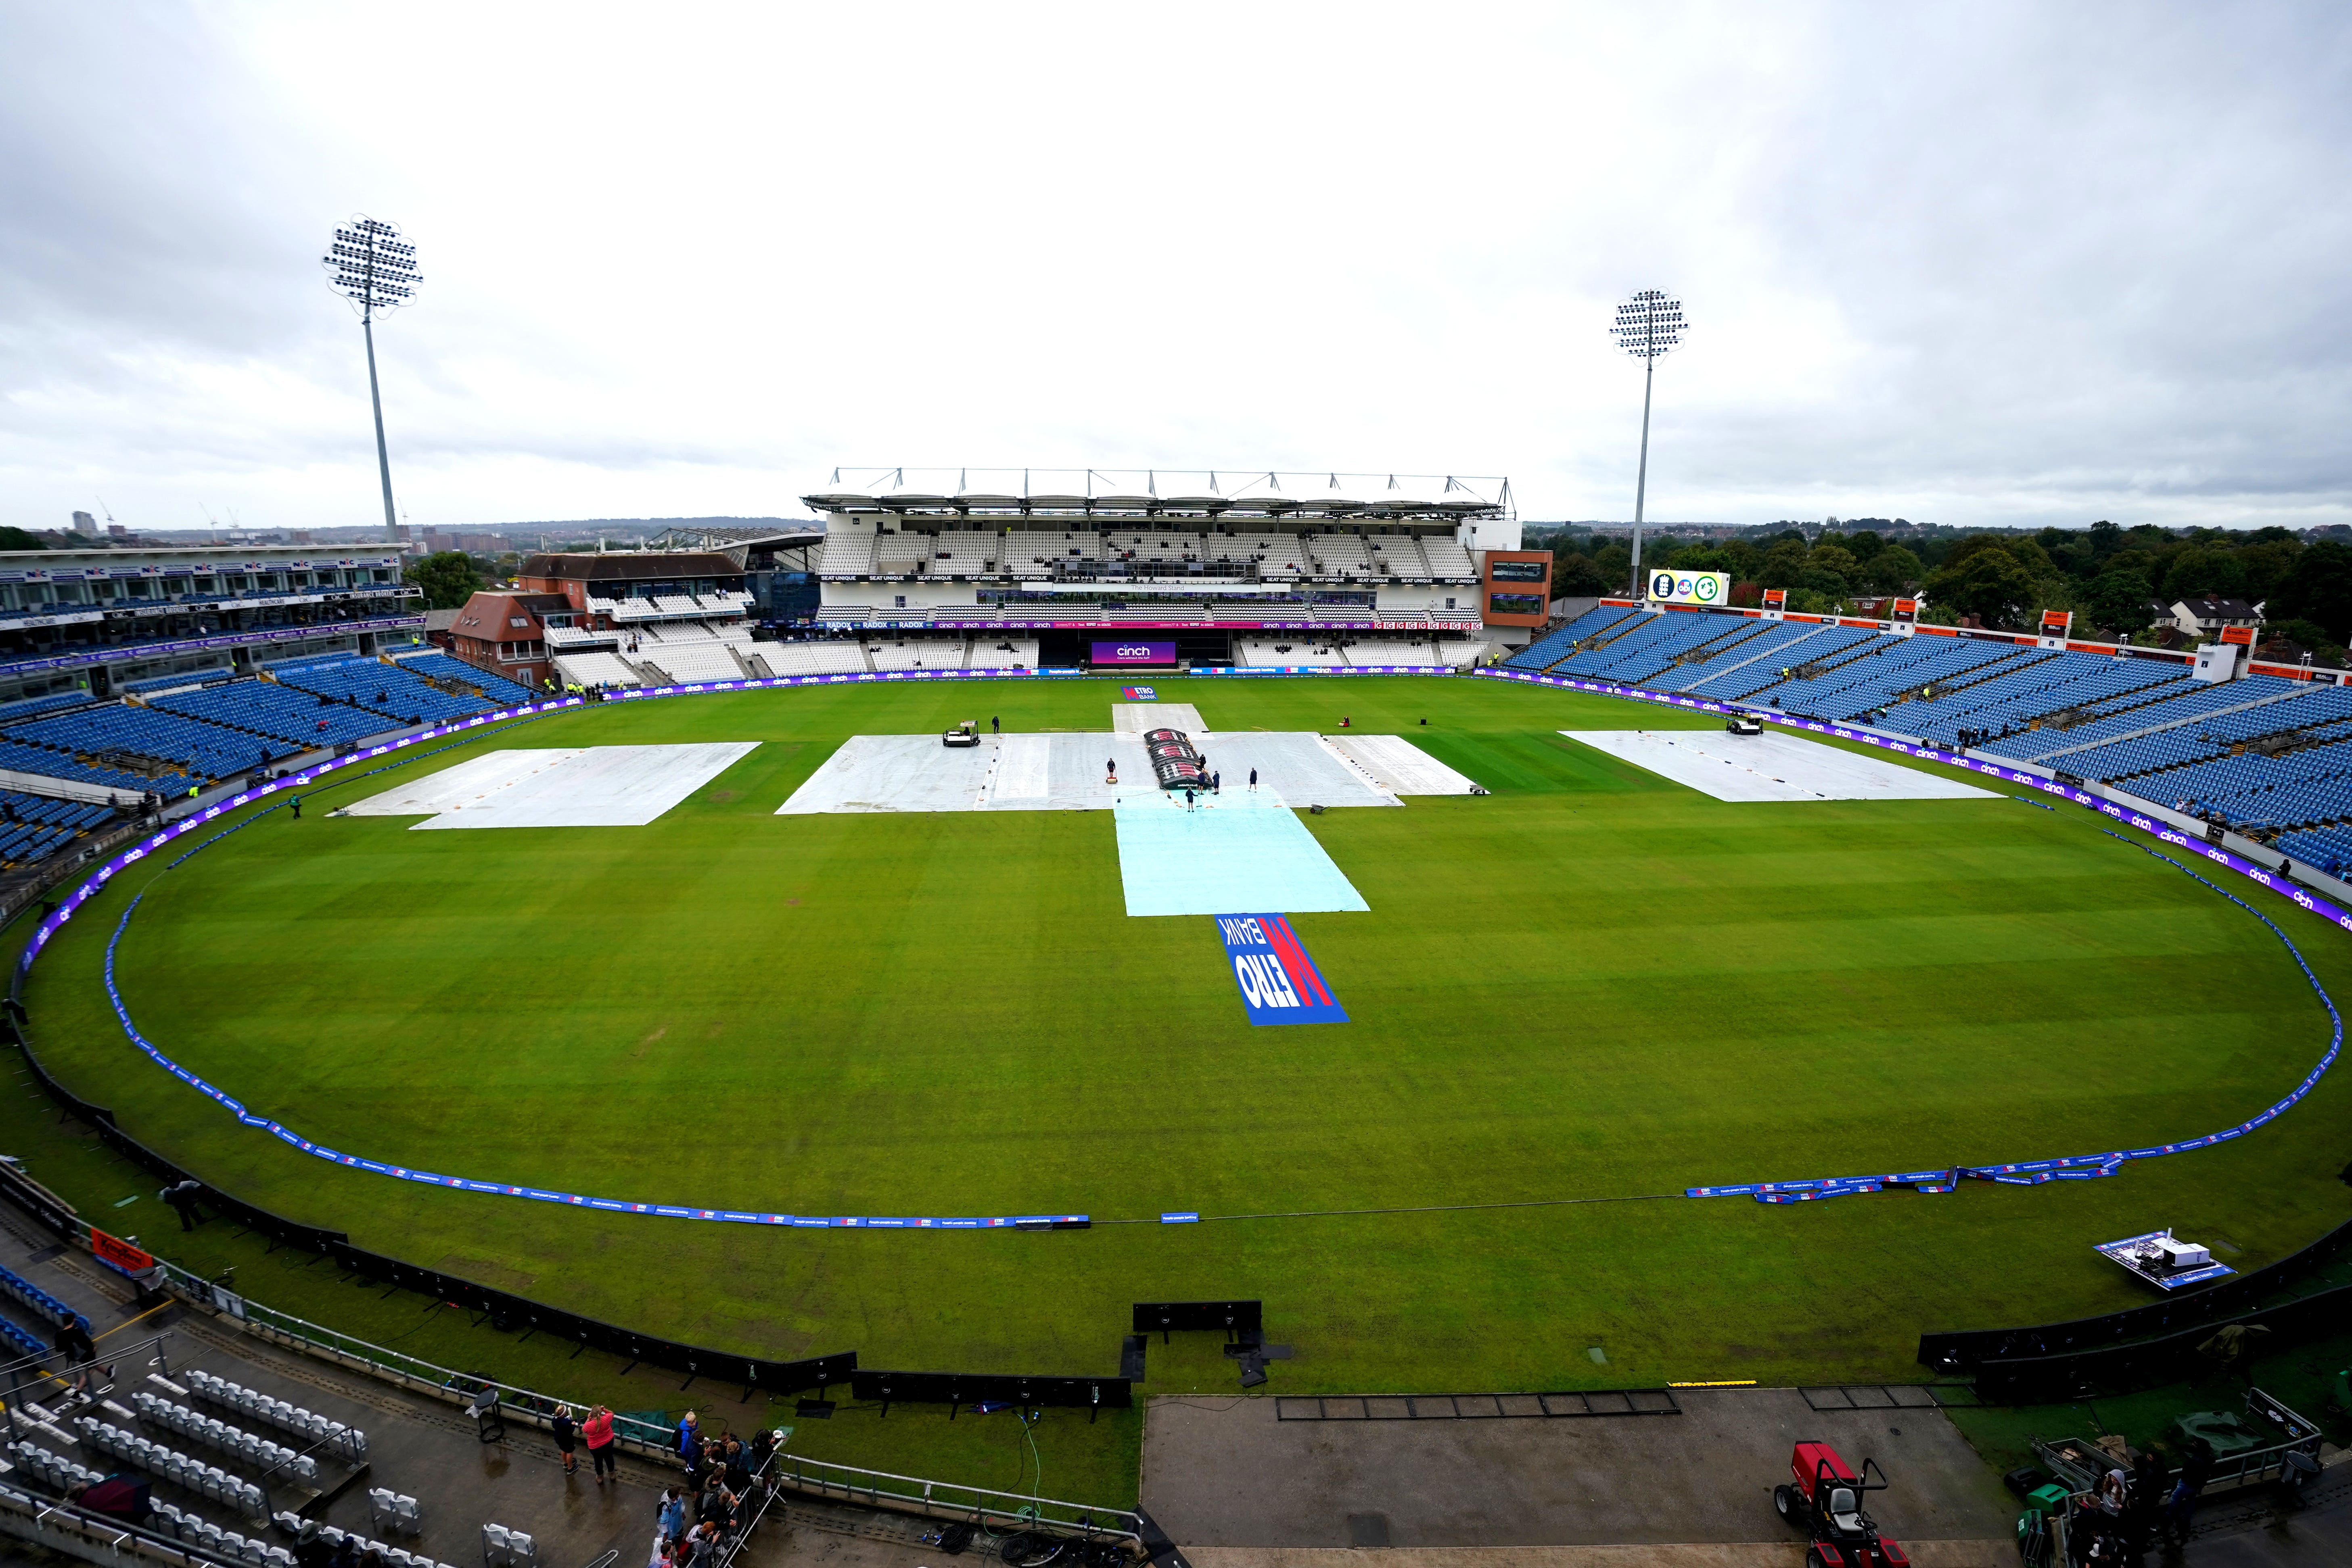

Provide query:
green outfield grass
left=15, top=675, right=2352, bottom=1416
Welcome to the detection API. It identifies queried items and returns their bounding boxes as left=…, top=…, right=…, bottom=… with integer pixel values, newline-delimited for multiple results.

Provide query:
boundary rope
left=22, top=663, right=2352, bottom=1232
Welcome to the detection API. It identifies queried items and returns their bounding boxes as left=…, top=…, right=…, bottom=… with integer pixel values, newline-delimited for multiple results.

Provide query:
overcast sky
left=2, top=2, right=2348, bottom=534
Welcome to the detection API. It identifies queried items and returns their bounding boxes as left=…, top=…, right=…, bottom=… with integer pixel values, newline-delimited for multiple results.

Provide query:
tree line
left=1528, top=523, right=2352, bottom=663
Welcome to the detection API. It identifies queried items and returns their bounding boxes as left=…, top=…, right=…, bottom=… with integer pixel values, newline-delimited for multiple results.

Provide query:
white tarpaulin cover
left=775, top=731, right=1406, bottom=813
left=1113, top=702, right=1207, bottom=733
left=1320, top=734, right=1480, bottom=795
left=1561, top=729, right=1998, bottom=803
left=347, top=744, right=759, bottom=828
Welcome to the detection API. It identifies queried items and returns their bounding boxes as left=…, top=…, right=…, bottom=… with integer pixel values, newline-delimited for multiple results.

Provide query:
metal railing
left=2033, top=1387, right=2323, bottom=1497
left=0, top=1474, right=246, bottom=1568
left=148, top=1259, right=675, bottom=1459
left=766, top=1451, right=1139, bottom=1545
left=140, top=1258, right=1142, bottom=1543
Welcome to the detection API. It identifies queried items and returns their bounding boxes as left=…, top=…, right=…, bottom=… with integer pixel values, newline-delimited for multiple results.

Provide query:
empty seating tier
left=389, top=652, right=536, bottom=705
left=73, top=1415, right=265, bottom=1519
left=865, top=640, right=967, bottom=671
left=133, top=1390, right=318, bottom=1484
left=0, top=791, right=115, bottom=870
left=150, top=682, right=395, bottom=753
left=272, top=660, right=499, bottom=725
left=184, top=1369, right=367, bottom=1463
left=551, top=652, right=641, bottom=688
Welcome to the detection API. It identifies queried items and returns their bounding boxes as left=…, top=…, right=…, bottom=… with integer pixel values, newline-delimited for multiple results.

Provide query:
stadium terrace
left=794, top=467, right=1532, bottom=666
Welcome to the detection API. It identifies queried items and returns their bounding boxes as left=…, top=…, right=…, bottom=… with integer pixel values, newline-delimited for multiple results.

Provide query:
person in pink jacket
left=582, top=1405, right=618, bottom=1484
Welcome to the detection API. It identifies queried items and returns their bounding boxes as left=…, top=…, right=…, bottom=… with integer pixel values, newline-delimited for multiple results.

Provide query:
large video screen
left=1092, top=640, right=1177, bottom=665
left=1487, top=593, right=1546, bottom=616
left=1490, top=559, right=1549, bottom=583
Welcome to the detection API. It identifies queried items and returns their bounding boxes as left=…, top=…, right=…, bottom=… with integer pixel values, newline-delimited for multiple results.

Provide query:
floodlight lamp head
left=1610, top=288, right=1685, bottom=361
left=322, top=215, right=422, bottom=317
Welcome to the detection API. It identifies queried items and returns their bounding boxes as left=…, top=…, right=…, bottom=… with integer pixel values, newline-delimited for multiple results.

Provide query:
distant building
left=425, top=530, right=507, bottom=554
left=444, top=591, right=569, bottom=691
left=71, top=511, right=97, bottom=537
left=0, top=542, right=418, bottom=704
left=2170, top=596, right=2262, bottom=640
left=512, top=552, right=751, bottom=625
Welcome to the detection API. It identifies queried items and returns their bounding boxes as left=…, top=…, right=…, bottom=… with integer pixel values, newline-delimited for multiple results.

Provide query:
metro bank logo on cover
left=1216, top=914, right=1348, bottom=1026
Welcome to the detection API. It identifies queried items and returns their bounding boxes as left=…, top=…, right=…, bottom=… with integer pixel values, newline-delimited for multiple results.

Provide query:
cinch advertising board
left=1091, top=640, right=1177, bottom=665
left=1647, top=569, right=1729, bottom=607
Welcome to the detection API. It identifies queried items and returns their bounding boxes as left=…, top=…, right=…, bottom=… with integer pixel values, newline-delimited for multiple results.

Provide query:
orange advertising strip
left=90, top=1228, right=153, bottom=1273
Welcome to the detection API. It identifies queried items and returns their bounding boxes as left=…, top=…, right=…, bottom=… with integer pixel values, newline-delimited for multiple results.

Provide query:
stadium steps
left=2108, top=713, right=2352, bottom=782
left=1626, top=617, right=1775, bottom=684
left=1582, top=608, right=1658, bottom=648
left=2032, top=684, right=2310, bottom=761
left=1538, top=607, right=1654, bottom=669
left=742, top=652, right=776, bottom=677
left=2047, top=674, right=2207, bottom=730
left=1678, top=622, right=1840, bottom=696
left=1728, top=627, right=1890, bottom=701
left=1923, top=647, right=2059, bottom=696
left=1884, top=647, right=2053, bottom=711
left=2017, top=672, right=2193, bottom=734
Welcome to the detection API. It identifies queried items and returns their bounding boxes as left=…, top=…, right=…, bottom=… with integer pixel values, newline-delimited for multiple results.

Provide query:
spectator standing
left=56, top=1318, right=106, bottom=1397
left=657, top=1487, right=687, bottom=1545
left=676, top=1410, right=700, bottom=1475
left=2161, top=1440, right=2214, bottom=1545
left=583, top=1405, right=618, bottom=1485
left=551, top=1403, right=579, bottom=1477
left=2125, top=1447, right=2165, bottom=1560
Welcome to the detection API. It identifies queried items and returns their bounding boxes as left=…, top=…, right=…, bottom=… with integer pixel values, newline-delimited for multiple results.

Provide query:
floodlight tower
left=1610, top=289, right=1685, bottom=598
left=322, top=217, right=422, bottom=544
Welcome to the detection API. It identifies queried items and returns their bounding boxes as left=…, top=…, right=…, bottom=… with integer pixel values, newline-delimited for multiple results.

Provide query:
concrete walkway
left=1142, top=1389, right=2014, bottom=1555
left=0, top=1209, right=930, bottom=1568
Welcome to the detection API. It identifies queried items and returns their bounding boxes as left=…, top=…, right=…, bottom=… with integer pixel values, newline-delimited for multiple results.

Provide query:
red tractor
left=1773, top=1441, right=1908, bottom=1568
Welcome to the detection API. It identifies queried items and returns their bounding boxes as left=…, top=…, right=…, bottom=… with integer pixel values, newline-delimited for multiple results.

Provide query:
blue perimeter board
left=1114, top=797, right=1370, bottom=918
